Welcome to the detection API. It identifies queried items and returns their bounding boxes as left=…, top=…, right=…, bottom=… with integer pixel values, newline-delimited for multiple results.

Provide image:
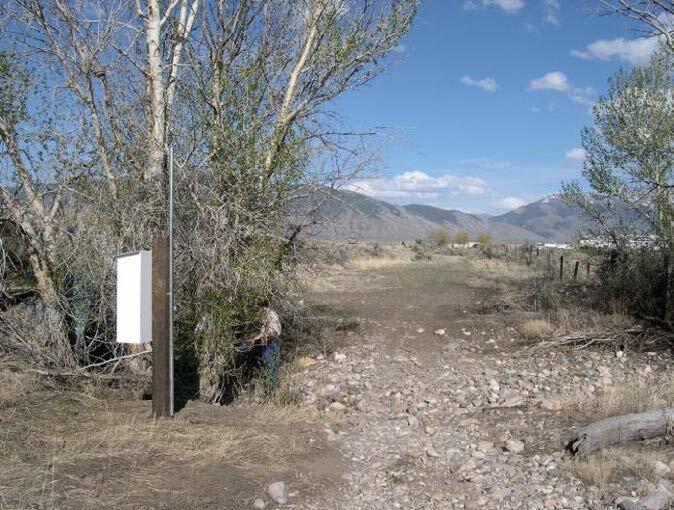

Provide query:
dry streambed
left=290, top=257, right=674, bottom=510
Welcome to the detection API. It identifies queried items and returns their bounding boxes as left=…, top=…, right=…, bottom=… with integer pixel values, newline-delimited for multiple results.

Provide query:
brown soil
left=0, top=377, right=343, bottom=509
left=3, top=254, right=673, bottom=509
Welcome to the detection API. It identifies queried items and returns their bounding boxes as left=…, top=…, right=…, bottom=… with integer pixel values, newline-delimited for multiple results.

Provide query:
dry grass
left=585, top=375, right=674, bottom=420
left=550, top=308, right=633, bottom=336
left=466, top=257, right=542, bottom=287
left=519, top=319, right=554, bottom=340
left=561, top=446, right=664, bottom=487
left=0, top=369, right=325, bottom=509
left=347, top=243, right=413, bottom=270
left=348, top=255, right=412, bottom=270
left=298, top=243, right=413, bottom=292
left=0, top=360, right=38, bottom=409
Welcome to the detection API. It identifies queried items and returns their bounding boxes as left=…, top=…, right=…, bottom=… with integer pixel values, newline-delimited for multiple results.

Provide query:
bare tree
left=0, top=0, right=418, bottom=397
left=0, top=0, right=202, bottom=366
left=600, top=0, right=674, bottom=52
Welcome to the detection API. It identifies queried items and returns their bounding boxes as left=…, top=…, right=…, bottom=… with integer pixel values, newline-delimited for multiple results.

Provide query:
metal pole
left=168, top=145, right=175, bottom=416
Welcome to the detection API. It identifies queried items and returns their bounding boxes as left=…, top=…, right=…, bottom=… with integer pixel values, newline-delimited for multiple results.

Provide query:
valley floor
left=295, top=255, right=674, bottom=510
left=2, top=255, right=673, bottom=509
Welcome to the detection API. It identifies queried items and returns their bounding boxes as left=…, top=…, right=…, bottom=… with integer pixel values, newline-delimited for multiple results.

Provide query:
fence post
left=573, top=260, right=579, bottom=280
left=152, top=235, right=173, bottom=418
left=546, top=250, right=551, bottom=279
left=586, top=261, right=590, bottom=278
left=559, top=254, right=564, bottom=280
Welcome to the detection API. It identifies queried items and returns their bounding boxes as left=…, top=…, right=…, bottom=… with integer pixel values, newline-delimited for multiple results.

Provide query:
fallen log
left=567, top=408, right=674, bottom=457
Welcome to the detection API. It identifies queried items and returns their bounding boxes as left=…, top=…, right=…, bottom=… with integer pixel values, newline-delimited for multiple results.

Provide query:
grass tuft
left=586, top=375, right=674, bottom=420
left=519, top=319, right=554, bottom=340
left=561, top=446, right=663, bottom=487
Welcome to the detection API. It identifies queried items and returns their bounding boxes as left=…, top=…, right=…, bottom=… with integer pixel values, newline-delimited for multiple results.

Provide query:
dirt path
left=287, top=256, right=674, bottom=510
left=4, top=256, right=672, bottom=509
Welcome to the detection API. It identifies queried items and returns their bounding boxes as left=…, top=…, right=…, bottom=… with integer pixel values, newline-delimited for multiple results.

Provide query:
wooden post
left=586, top=261, right=591, bottom=278
left=573, top=260, right=579, bottom=280
left=547, top=250, right=552, bottom=279
left=559, top=254, right=564, bottom=280
left=152, top=235, right=173, bottom=418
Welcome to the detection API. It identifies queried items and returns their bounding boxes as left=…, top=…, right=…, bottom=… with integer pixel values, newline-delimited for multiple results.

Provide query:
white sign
left=116, top=251, right=152, bottom=344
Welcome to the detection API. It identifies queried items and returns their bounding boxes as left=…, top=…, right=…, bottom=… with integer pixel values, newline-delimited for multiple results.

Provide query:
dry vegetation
left=348, top=253, right=412, bottom=270
left=559, top=375, right=674, bottom=489
left=0, top=358, right=326, bottom=509
left=466, top=257, right=543, bottom=287
left=586, top=375, right=674, bottom=420
left=454, top=244, right=674, bottom=496
left=519, top=319, right=554, bottom=340
left=561, top=447, right=664, bottom=487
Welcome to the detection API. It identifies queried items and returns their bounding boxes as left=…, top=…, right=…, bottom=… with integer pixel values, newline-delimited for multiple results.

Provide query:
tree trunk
left=145, top=0, right=165, bottom=181
left=27, top=250, right=75, bottom=368
left=198, top=341, right=229, bottom=403
left=568, top=408, right=674, bottom=457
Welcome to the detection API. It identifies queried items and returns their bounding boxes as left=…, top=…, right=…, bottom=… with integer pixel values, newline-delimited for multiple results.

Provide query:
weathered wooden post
left=559, top=254, right=564, bottom=280
left=547, top=250, right=552, bottom=279
left=152, top=235, right=173, bottom=418
left=573, top=260, right=580, bottom=280
left=151, top=147, right=175, bottom=418
left=586, top=261, right=591, bottom=278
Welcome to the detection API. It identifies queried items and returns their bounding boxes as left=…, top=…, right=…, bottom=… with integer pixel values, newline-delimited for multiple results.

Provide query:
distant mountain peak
left=292, top=188, right=582, bottom=243
left=541, top=192, right=562, bottom=204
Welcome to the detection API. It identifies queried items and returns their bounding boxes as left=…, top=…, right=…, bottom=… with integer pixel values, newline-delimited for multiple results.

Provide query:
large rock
left=501, top=390, right=523, bottom=407
left=268, top=482, right=288, bottom=505
left=654, top=460, right=671, bottom=477
left=505, top=439, right=525, bottom=453
left=541, top=399, right=563, bottom=411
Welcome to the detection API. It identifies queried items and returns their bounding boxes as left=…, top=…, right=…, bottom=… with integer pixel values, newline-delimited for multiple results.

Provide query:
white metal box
left=116, top=251, right=152, bottom=343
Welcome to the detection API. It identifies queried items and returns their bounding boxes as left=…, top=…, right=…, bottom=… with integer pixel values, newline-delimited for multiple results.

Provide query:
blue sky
left=339, top=0, right=661, bottom=215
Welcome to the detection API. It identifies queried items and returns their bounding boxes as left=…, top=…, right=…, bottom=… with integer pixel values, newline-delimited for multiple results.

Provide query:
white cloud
left=543, top=0, right=560, bottom=24
left=494, top=196, right=526, bottom=210
left=529, top=73, right=595, bottom=110
left=571, top=36, right=659, bottom=65
left=346, top=171, right=488, bottom=200
left=565, top=148, right=586, bottom=160
left=463, top=0, right=525, bottom=13
left=529, top=71, right=569, bottom=91
left=569, top=94, right=593, bottom=107
left=460, top=75, right=499, bottom=92
left=530, top=106, right=542, bottom=113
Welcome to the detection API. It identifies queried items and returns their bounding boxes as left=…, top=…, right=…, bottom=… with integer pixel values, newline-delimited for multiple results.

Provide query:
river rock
left=268, top=482, right=288, bottom=505
left=505, top=439, right=525, bottom=453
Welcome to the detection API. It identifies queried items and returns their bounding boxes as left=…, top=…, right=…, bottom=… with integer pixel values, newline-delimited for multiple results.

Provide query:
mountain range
left=300, top=190, right=584, bottom=243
